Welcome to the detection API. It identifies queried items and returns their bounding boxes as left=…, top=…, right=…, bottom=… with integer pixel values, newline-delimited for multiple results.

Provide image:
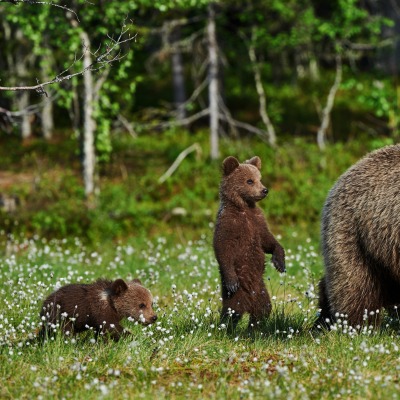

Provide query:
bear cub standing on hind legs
left=213, top=156, right=285, bottom=330
left=39, top=278, right=157, bottom=341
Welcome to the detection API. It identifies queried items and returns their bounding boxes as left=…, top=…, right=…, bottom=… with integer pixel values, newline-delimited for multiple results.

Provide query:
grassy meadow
left=1, top=133, right=399, bottom=399
left=1, top=232, right=400, bottom=399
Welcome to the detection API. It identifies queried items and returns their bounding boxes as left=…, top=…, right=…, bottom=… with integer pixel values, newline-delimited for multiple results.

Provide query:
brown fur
left=213, top=156, right=285, bottom=329
left=318, top=144, right=400, bottom=328
left=39, top=278, right=157, bottom=341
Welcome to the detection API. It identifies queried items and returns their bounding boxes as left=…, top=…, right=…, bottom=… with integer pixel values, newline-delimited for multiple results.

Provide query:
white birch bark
left=80, top=30, right=96, bottom=197
left=207, top=3, right=219, bottom=160
left=18, top=91, right=31, bottom=139
left=41, top=97, right=54, bottom=140
left=15, top=28, right=32, bottom=139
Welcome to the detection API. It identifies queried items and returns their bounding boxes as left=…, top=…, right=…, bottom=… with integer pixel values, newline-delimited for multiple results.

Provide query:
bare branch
left=317, top=55, right=342, bottom=151
left=0, top=4, right=135, bottom=93
left=0, top=30, right=137, bottom=92
left=217, top=113, right=270, bottom=142
left=0, top=0, right=80, bottom=22
left=0, top=91, right=58, bottom=117
left=159, top=108, right=210, bottom=128
left=165, top=78, right=208, bottom=120
left=116, top=114, right=137, bottom=138
left=138, top=104, right=270, bottom=143
left=245, top=29, right=277, bottom=147
left=159, top=143, right=202, bottom=184
left=343, top=38, right=393, bottom=51
left=218, top=95, right=238, bottom=137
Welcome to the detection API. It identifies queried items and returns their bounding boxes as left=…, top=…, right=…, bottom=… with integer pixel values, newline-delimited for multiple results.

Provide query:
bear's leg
left=328, top=266, right=384, bottom=328
left=220, top=309, right=241, bottom=331
left=248, top=282, right=272, bottom=329
left=315, top=276, right=334, bottom=328
left=379, top=276, right=400, bottom=323
left=386, top=305, right=400, bottom=320
left=220, top=288, right=248, bottom=330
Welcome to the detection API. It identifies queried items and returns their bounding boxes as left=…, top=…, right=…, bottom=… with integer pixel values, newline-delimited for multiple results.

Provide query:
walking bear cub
left=318, top=144, right=400, bottom=328
left=39, top=278, right=157, bottom=341
left=213, top=156, right=285, bottom=329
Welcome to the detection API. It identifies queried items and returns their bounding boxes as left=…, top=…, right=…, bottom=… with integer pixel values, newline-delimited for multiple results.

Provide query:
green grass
left=1, top=232, right=400, bottom=399
left=0, top=132, right=398, bottom=398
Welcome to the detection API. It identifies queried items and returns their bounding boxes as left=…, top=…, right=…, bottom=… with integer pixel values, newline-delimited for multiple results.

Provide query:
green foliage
left=1, top=0, right=397, bottom=151
left=0, top=131, right=382, bottom=243
left=0, top=0, right=398, bottom=239
left=342, top=77, right=397, bottom=117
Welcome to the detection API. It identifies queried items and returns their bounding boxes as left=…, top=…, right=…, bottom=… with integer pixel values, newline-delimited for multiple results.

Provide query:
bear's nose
left=262, top=188, right=269, bottom=195
left=152, top=315, right=158, bottom=322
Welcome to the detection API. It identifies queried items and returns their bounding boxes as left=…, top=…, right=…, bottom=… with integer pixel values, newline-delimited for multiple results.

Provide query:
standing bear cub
left=318, top=144, right=400, bottom=328
left=213, top=156, right=285, bottom=329
left=39, top=278, right=157, bottom=341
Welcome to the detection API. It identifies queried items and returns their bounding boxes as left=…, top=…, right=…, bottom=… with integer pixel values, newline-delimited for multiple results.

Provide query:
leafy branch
left=0, top=1, right=136, bottom=93
left=0, top=29, right=136, bottom=93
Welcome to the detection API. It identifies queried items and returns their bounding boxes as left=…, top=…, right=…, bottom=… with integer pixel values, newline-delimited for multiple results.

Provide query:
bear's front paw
left=225, top=280, right=240, bottom=297
left=272, top=254, right=286, bottom=273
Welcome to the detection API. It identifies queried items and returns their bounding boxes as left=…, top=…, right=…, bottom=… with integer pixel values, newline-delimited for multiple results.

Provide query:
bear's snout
left=142, top=314, right=157, bottom=325
left=262, top=188, right=269, bottom=196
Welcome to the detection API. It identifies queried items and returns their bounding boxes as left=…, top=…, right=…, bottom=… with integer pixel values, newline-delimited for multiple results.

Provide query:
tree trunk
left=40, top=40, right=54, bottom=140
left=41, top=97, right=54, bottom=140
left=80, top=30, right=96, bottom=198
left=207, top=3, right=219, bottom=160
left=14, top=28, right=32, bottom=139
left=171, top=27, right=186, bottom=121
left=17, top=91, right=31, bottom=139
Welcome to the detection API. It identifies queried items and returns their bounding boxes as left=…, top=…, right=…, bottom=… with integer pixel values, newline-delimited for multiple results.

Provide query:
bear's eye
left=139, top=303, right=146, bottom=309
left=247, top=179, right=254, bottom=185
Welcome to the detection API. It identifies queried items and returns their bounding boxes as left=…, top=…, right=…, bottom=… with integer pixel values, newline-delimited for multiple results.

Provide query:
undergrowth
left=0, top=132, right=393, bottom=242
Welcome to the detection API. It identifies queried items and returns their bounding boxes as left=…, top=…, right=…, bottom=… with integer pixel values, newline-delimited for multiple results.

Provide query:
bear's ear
left=223, top=156, right=240, bottom=176
left=131, top=278, right=142, bottom=285
left=111, top=279, right=128, bottom=296
left=246, top=156, right=261, bottom=170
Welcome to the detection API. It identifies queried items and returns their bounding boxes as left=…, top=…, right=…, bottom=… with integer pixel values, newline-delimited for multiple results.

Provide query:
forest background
left=0, top=0, right=399, bottom=243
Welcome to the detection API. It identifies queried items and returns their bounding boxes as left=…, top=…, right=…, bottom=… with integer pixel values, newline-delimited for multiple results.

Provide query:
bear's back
left=322, top=144, right=400, bottom=268
left=41, top=280, right=115, bottom=326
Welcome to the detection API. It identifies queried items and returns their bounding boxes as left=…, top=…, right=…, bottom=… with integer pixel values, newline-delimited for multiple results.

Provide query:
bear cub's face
left=221, top=156, right=268, bottom=206
left=110, top=279, right=157, bottom=325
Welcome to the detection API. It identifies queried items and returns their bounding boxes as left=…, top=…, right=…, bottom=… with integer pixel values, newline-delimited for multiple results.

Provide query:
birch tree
left=207, top=2, right=219, bottom=160
left=0, top=0, right=136, bottom=198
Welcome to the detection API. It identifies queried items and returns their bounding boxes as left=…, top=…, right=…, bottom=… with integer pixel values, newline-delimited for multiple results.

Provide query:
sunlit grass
left=1, top=231, right=400, bottom=399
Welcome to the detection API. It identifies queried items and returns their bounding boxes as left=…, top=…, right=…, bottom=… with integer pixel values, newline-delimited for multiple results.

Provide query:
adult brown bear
left=318, top=144, right=400, bottom=328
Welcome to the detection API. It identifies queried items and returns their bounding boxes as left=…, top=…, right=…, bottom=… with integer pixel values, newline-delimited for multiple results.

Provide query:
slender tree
left=170, top=25, right=187, bottom=121
left=0, top=0, right=136, bottom=199
left=207, top=2, right=219, bottom=160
